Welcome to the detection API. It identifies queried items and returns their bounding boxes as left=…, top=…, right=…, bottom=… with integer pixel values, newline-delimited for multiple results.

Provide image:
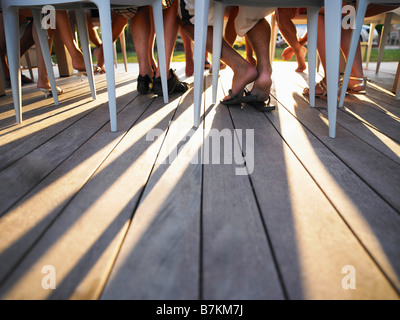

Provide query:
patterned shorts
left=113, top=0, right=173, bottom=19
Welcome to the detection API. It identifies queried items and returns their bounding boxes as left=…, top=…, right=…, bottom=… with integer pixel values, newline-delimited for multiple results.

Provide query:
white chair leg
left=212, top=2, right=225, bottom=104
left=366, top=22, right=376, bottom=68
left=32, top=9, right=59, bottom=106
left=193, top=0, right=210, bottom=126
left=339, top=0, right=368, bottom=109
left=151, top=0, right=168, bottom=103
left=96, top=1, right=117, bottom=132
left=75, top=9, right=97, bottom=100
left=376, top=12, right=393, bottom=74
left=307, top=6, right=319, bottom=108
left=3, top=7, right=21, bottom=123
left=325, top=0, right=343, bottom=139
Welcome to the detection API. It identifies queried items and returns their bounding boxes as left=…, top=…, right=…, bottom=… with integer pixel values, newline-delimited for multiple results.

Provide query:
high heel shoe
left=74, top=65, right=104, bottom=80
left=40, top=86, right=64, bottom=99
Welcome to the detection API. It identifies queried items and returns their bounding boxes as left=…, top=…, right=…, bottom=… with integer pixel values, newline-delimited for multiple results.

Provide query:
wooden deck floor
left=0, top=61, right=399, bottom=300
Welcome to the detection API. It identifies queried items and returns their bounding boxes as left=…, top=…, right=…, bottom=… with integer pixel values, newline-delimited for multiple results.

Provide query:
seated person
left=304, top=2, right=400, bottom=97
left=96, top=0, right=188, bottom=96
left=276, top=8, right=308, bottom=73
left=179, top=0, right=276, bottom=110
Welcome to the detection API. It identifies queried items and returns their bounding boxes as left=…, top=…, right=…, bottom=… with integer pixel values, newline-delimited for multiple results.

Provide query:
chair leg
left=307, top=6, right=319, bottom=108
left=75, top=9, right=97, bottom=100
left=366, top=22, right=376, bottom=68
left=324, top=0, right=343, bottom=139
left=151, top=0, right=168, bottom=103
left=376, top=12, right=393, bottom=75
left=32, top=9, right=59, bottom=106
left=96, top=1, right=117, bottom=132
left=212, top=2, right=225, bottom=104
left=193, top=0, right=210, bottom=127
left=4, top=7, right=22, bottom=123
left=338, top=0, right=369, bottom=109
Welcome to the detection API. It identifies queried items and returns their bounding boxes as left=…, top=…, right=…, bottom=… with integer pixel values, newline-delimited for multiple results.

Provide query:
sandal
left=303, top=79, right=327, bottom=99
left=344, top=77, right=366, bottom=95
left=220, top=89, right=258, bottom=105
left=244, top=89, right=276, bottom=111
left=39, top=86, right=64, bottom=99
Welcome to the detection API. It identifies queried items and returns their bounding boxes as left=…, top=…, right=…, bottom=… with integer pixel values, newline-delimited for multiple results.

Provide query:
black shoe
left=137, top=74, right=153, bottom=94
left=152, top=69, right=189, bottom=96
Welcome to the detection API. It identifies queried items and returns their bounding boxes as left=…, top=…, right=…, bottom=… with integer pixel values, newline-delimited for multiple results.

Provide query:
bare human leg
left=130, top=6, right=154, bottom=79
left=245, top=18, right=273, bottom=102
left=180, top=22, right=258, bottom=99
left=277, top=8, right=307, bottom=72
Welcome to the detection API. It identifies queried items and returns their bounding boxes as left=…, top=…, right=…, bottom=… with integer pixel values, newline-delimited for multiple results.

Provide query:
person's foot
left=295, top=46, right=307, bottom=73
left=303, top=78, right=327, bottom=97
left=346, top=77, right=366, bottom=94
left=281, top=45, right=307, bottom=72
left=93, top=46, right=105, bottom=70
left=71, top=55, right=86, bottom=73
left=281, top=46, right=295, bottom=61
left=222, top=62, right=258, bottom=102
left=249, top=68, right=272, bottom=102
left=185, top=58, right=194, bottom=77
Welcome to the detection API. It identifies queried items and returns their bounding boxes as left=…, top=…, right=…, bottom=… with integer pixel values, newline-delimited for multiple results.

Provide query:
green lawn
left=112, top=47, right=399, bottom=64
left=52, top=46, right=398, bottom=66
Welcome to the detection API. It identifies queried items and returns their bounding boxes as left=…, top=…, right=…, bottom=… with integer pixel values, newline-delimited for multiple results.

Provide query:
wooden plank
left=339, top=94, right=400, bottom=143
left=201, top=76, right=284, bottom=299
left=0, top=70, right=107, bottom=125
left=0, top=77, right=138, bottom=217
left=223, top=68, right=399, bottom=299
left=0, top=71, right=136, bottom=171
left=0, top=69, right=124, bottom=136
left=101, top=88, right=202, bottom=300
left=278, top=67, right=400, bottom=213
left=0, top=92, right=154, bottom=284
left=263, top=65, right=400, bottom=294
left=318, top=105, right=400, bottom=166
left=0, top=92, right=180, bottom=299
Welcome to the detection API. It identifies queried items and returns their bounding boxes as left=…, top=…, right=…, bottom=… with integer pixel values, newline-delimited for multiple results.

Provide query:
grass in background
left=113, top=46, right=399, bottom=64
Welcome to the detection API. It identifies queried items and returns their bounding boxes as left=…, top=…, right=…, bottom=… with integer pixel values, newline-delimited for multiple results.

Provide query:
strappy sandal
left=220, top=89, right=258, bottom=105
left=39, top=86, right=64, bottom=99
left=303, top=79, right=327, bottom=99
left=244, top=89, right=276, bottom=111
left=344, top=77, right=366, bottom=95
